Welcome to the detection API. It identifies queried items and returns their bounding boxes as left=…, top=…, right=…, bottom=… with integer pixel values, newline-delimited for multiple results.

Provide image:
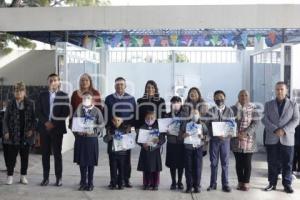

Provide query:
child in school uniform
left=73, top=91, right=104, bottom=191
left=181, top=109, right=208, bottom=193
left=137, top=110, right=166, bottom=191
left=104, top=115, right=131, bottom=190
left=165, top=96, right=186, bottom=190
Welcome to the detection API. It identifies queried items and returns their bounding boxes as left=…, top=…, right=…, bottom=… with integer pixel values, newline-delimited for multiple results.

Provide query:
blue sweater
left=104, top=93, right=136, bottom=128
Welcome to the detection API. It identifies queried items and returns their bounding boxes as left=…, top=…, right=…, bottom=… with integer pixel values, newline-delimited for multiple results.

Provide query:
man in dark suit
left=37, top=73, right=70, bottom=187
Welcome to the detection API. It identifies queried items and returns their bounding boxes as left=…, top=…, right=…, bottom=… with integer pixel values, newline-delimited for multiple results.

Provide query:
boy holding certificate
left=206, top=90, right=234, bottom=193
left=137, top=110, right=166, bottom=191
left=103, top=115, right=131, bottom=190
left=181, top=109, right=208, bottom=193
left=72, top=91, right=104, bottom=191
left=164, top=96, right=186, bottom=190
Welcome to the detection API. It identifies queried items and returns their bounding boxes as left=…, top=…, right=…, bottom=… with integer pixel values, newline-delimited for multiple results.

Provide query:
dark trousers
left=124, top=150, right=131, bottom=184
left=143, top=172, right=160, bottom=187
left=170, top=168, right=184, bottom=185
left=184, top=147, right=203, bottom=189
left=233, top=152, right=253, bottom=183
left=293, top=145, right=300, bottom=172
left=109, top=153, right=126, bottom=187
left=266, top=143, right=294, bottom=187
left=3, top=144, right=29, bottom=176
left=209, top=138, right=230, bottom=187
left=40, top=132, right=63, bottom=180
left=79, top=165, right=95, bottom=186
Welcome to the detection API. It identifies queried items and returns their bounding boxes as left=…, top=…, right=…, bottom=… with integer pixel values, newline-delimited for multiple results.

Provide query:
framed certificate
left=72, top=117, right=95, bottom=134
left=212, top=121, right=237, bottom=137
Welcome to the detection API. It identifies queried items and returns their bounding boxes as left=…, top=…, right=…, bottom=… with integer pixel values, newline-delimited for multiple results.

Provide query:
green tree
left=0, top=0, right=110, bottom=54
left=0, top=33, right=36, bottom=55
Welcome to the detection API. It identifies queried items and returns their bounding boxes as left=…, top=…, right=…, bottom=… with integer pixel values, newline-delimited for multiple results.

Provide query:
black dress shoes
left=124, top=182, right=133, bottom=188
left=40, top=179, right=49, bottom=186
left=55, top=178, right=62, bottom=187
left=170, top=183, right=177, bottom=190
left=207, top=185, right=217, bottom=191
left=222, top=185, right=232, bottom=193
left=284, top=185, right=294, bottom=194
left=264, top=184, right=276, bottom=191
left=78, top=184, right=86, bottom=191
left=177, top=182, right=184, bottom=190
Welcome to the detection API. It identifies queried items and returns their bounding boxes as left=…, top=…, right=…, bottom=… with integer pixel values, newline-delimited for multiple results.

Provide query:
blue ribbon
left=170, top=117, right=180, bottom=126
left=114, top=130, right=124, bottom=140
left=187, top=122, right=198, bottom=134
left=150, top=129, right=160, bottom=136
left=83, top=111, right=95, bottom=123
left=224, top=119, right=235, bottom=128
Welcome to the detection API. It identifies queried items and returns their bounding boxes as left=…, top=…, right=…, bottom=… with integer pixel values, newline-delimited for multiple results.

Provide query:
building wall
left=106, top=62, right=244, bottom=107
left=0, top=50, right=56, bottom=86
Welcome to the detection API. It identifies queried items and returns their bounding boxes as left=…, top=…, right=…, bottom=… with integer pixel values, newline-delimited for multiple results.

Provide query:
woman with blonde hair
left=3, top=82, right=35, bottom=185
left=231, top=90, right=260, bottom=191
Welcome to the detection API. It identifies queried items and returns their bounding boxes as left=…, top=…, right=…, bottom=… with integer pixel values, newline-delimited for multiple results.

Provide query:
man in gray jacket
left=262, top=81, right=300, bottom=193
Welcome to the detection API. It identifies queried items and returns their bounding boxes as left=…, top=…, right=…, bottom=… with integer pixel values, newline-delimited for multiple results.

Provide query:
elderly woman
left=231, top=90, right=260, bottom=191
left=2, top=82, right=35, bottom=185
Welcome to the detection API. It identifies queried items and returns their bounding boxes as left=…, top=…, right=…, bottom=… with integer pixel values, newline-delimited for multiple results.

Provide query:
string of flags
left=95, top=32, right=284, bottom=49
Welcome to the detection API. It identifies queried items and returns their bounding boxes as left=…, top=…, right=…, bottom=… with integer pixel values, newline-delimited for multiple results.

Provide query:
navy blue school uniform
left=137, top=122, right=165, bottom=172
left=104, top=93, right=136, bottom=185
left=104, top=123, right=131, bottom=188
left=73, top=105, right=104, bottom=189
left=180, top=119, right=208, bottom=191
left=165, top=110, right=186, bottom=170
left=137, top=122, right=165, bottom=188
left=206, top=106, right=234, bottom=190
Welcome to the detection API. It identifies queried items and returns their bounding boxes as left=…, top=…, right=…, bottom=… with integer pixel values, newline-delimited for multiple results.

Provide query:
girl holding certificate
left=73, top=91, right=104, bottom=191
left=137, top=110, right=166, bottom=191
left=165, top=96, right=186, bottom=190
left=181, top=109, right=208, bottom=193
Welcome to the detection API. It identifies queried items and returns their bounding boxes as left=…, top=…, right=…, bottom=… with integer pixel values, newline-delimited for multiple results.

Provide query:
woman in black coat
left=137, top=110, right=166, bottom=191
left=2, top=82, right=35, bottom=185
left=136, top=80, right=166, bottom=130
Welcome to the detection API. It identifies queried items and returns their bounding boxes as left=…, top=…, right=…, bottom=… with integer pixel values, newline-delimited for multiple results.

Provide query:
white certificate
left=137, top=129, right=159, bottom=147
left=186, top=121, right=202, bottom=136
left=113, top=133, right=136, bottom=151
left=72, top=117, right=95, bottom=134
left=158, top=118, right=181, bottom=136
left=184, top=134, right=201, bottom=146
left=184, top=121, right=202, bottom=146
left=212, top=121, right=237, bottom=137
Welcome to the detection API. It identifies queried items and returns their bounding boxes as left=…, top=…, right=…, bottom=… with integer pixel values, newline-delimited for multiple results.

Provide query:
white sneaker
left=278, top=174, right=282, bottom=180
left=20, top=175, right=28, bottom=185
left=7, top=176, right=13, bottom=185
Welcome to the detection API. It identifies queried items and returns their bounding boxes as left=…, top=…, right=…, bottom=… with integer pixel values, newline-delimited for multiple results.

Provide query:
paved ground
left=0, top=141, right=300, bottom=200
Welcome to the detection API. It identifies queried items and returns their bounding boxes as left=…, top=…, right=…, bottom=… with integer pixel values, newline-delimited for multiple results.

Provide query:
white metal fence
left=108, top=49, right=240, bottom=64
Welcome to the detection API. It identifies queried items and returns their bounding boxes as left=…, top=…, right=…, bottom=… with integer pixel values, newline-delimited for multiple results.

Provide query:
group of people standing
left=1, top=73, right=300, bottom=194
